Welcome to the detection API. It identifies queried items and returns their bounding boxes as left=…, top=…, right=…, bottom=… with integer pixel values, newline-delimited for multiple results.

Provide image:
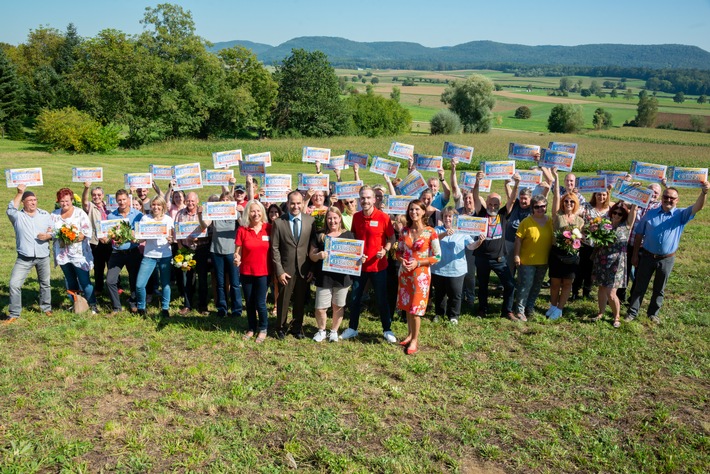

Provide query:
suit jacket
left=271, top=212, right=315, bottom=279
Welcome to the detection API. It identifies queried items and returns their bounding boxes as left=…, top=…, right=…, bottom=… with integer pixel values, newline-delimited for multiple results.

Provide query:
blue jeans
left=212, top=252, right=243, bottom=317
left=514, top=264, right=548, bottom=315
left=348, top=269, right=391, bottom=332
left=61, top=263, right=97, bottom=307
left=475, top=255, right=515, bottom=316
left=136, top=256, right=172, bottom=310
left=242, top=274, right=268, bottom=332
left=9, top=255, right=52, bottom=317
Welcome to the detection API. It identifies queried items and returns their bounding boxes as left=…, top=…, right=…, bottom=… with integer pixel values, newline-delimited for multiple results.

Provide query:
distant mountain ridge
left=209, top=37, right=710, bottom=70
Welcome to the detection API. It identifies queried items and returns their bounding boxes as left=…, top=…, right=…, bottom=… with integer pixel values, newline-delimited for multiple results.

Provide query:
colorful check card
left=576, top=176, right=607, bottom=194
left=239, top=161, right=266, bottom=177
left=202, top=201, right=238, bottom=220
left=629, top=161, right=667, bottom=183
left=172, top=163, right=201, bottom=178
left=414, top=154, right=443, bottom=172
left=370, top=156, right=400, bottom=178
left=597, top=170, right=628, bottom=187
left=322, top=236, right=365, bottom=277
left=442, top=141, right=474, bottom=164
left=388, top=142, right=415, bottom=160
left=298, top=173, right=329, bottom=192
left=540, top=149, right=575, bottom=172
left=97, top=219, right=124, bottom=238
left=173, top=174, right=203, bottom=191
left=135, top=220, right=171, bottom=240
left=72, top=167, right=103, bottom=183
left=453, top=215, right=488, bottom=237
left=508, top=143, right=540, bottom=162
left=106, top=195, right=132, bottom=212
left=517, top=170, right=543, bottom=188
left=397, top=171, right=428, bottom=197
left=150, top=165, right=173, bottom=180
left=324, top=155, right=348, bottom=170
left=459, top=172, right=491, bottom=192
left=302, top=147, right=331, bottom=163
left=332, top=181, right=362, bottom=199
left=212, top=149, right=242, bottom=169
left=175, top=221, right=208, bottom=239
left=667, top=167, right=708, bottom=188
left=263, top=174, right=292, bottom=190
left=6, top=168, right=43, bottom=187
left=260, top=188, right=289, bottom=203
left=384, top=195, right=416, bottom=215
left=481, top=161, right=515, bottom=180
left=345, top=150, right=369, bottom=168
left=611, top=179, right=653, bottom=209
left=124, top=173, right=152, bottom=189
left=548, top=142, right=578, bottom=157
left=244, top=152, right=272, bottom=167
left=202, top=169, right=234, bottom=186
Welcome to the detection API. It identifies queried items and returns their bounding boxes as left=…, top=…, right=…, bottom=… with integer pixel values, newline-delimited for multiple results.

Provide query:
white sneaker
left=383, top=331, right=397, bottom=343
left=549, top=307, right=563, bottom=320
left=340, top=328, right=358, bottom=340
left=328, top=330, right=339, bottom=342
left=313, top=330, right=327, bottom=342
left=449, top=318, right=458, bottom=325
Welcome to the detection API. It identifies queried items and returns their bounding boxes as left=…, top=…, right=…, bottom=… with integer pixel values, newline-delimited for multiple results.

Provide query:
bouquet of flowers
left=584, top=216, right=616, bottom=247
left=311, top=209, right=326, bottom=230
left=107, top=220, right=135, bottom=246
left=55, top=224, right=80, bottom=247
left=172, top=247, right=196, bottom=272
left=554, top=225, right=583, bottom=254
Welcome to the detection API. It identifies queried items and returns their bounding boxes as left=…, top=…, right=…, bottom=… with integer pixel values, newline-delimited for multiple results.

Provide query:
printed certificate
left=597, top=170, right=628, bottom=187
left=298, top=173, right=330, bottom=192
left=540, top=149, right=575, bottom=172
left=345, top=150, right=369, bottom=168
left=202, top=169, right=234, bottom=186
left=212, top=149, right=242, bottom=169
left=124, top=173, right=152, bottom=189
left=370, top=156, right=400, bottom=178
left=202, top=201, right=238, bottom=220
left=106, top=195, right=132, bottom=212
left=302, top=146, right=331, bottom=163
left=517, top=169, right=543, bottom=188
left=5, top=168, right=43, bottom=187
left=388, top=141, right=415, bottom=160
left=453, top=215, right=488, bottom=237
left=508, top=143, right=540, bottom=162
left=414, top=154, right=443, bottom=172
left=611, top=179, right=653, bottom=208
left=548, top=142, right=578, bottom=157
left=263, top=174, right=292, bottom=190
left=397, top=171, right=428, bottom=197
left=333, top=180, right=363, bottom=199
left=172, top=163, right=201, bottom=179
left=174, top=174, right=203, bottom=191
left=260, top=188, right=289, bottom=203
left=481, top=161, right=516, bottom=180
left=97, top=219, right=124, bottom=238
left=175, top=221, right=208, bottom=239
left=667, top=166, right=708, bottom=188
left=323, top=236, right=365, bottom=276
left=239, top=161, right=266, bottom=177
left=384, top=195, right=416, bottom=215
left=576, top=176, right=607, bottom=194
left=442, top=141, right=474, bottom=164
left=72, top=167, right=103, bottom=183
left=150, top=165, right=174, bottom=180
left=135, top=220, right=171, bottom=239
left=244, top=151, right=272, bottom=167
left=629, top=161, right=667, bottom=183
left=324, top=154, right=348, bottom=170
left=459, top=172, right=491, bottom=192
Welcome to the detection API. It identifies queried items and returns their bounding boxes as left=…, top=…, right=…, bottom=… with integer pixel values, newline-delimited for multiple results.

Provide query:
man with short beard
left=175, top=192, right=211, bottom=315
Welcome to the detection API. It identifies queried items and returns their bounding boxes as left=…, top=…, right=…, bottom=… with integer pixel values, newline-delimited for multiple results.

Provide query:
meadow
left=0, top=129, right=709, bottom=473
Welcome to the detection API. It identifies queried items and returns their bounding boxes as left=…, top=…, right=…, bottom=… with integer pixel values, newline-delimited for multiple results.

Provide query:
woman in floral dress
left=592, top=202, right=637, bottom=327
left=397, top=200, right=441, bottom=355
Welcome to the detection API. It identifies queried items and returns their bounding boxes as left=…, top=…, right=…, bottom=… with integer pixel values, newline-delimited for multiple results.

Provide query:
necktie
left=292, top=217, right=300, bottom=242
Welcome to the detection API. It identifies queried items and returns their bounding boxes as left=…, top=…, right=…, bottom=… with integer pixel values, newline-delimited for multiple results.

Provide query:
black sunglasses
left=533, top=204, right=547, bottom=210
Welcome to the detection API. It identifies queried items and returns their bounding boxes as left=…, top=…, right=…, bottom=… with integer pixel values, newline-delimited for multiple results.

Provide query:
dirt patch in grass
left=494, top=91, right=597, bottom=105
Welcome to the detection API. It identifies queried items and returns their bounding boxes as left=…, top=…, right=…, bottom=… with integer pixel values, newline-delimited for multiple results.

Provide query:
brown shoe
left=44, top=311, right=53, bottom=317
left=178, top=307, right=191, bottom=316
left=1, top=317, right=18, bottom=325
left=503, top=312, right=520, bottom=321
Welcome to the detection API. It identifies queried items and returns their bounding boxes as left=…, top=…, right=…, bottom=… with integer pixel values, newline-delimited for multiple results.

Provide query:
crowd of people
left=4, top=157, right=709, bottom=354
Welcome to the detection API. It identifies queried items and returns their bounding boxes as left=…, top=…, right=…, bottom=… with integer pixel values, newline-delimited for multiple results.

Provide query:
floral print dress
left=396, top=226, right=441, bottom=316
left=592, top=223, right=629, bottom=288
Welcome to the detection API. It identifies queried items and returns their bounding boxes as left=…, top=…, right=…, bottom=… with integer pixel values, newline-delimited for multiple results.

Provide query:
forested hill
left=209, top=37, right=710, bottom=70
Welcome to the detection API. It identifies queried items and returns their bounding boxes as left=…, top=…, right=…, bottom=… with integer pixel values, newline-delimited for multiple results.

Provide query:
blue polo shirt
left=637, top=205, right=694, bottom=255
left=108, top=208, right=143, bottom=251
left=431, top=226, right=474, bottom=277
left=431, top=192, right=449, bottom=211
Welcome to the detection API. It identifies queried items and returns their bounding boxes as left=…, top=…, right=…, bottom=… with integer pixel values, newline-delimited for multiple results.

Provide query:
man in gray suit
left=271, top=191, right=315, bottom=339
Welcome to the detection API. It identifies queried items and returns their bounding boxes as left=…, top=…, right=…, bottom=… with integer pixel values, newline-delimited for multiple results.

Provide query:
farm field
left=0, top=129, right=709, bottom=472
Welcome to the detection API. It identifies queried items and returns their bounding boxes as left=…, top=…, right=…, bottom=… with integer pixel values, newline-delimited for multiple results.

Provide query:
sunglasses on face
left=563, top=200, right=575, bottom=204
left=533, top=205, right=547, bottom=210
left=611, top=211, right=623, bottom=216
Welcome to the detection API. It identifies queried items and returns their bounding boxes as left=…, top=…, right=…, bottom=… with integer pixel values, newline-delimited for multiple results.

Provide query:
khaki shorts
left=315, top=286, right=350, bottom=309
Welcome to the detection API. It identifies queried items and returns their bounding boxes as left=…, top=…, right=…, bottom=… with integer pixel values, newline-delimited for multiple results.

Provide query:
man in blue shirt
left=3, top=185, right=54, bottom=324
left=626, top=181, right=709, bottom=323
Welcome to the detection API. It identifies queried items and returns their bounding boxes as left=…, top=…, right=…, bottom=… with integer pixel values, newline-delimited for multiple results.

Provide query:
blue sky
left=2, top=0, right=709, bottom=52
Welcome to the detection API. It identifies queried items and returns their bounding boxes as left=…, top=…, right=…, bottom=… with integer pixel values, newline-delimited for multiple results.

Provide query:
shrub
left=5, top=118, right=25, bottom=140
left=345, top=93, right=411, bottom=138
left=593, top=108, right=613, bottom=130
left=547, top=104, right=584, bottom=133
left=514, top=106, right=532, bottom=119
left=35, top=107, right=120, bottom=153
left=430, top=110, right=462, bottom=135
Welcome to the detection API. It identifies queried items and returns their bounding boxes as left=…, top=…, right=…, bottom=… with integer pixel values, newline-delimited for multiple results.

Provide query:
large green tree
left=272, top=49, right=348, bottom=137
left=0, top=49, right=22, bottom=120
left=547, top=104, right=584, bottom=133
left=346, top=89, right=411, bottom=138
left=441, top=74, right=495, bottom=133
left=635, top=94, right=658, bottom=127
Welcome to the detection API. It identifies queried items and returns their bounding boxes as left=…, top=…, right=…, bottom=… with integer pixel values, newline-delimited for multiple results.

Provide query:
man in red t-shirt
left=341, top=186, right=397, bottom=343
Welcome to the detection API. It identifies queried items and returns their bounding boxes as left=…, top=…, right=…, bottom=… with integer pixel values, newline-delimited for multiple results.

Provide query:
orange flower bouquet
left=56, top=224, right=80, bottom=247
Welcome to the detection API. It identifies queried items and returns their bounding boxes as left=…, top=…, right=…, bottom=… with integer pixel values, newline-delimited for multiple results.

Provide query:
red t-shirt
left=235, top=223, right=271, bottom=276
left=351, top=208, right=394, bottom=272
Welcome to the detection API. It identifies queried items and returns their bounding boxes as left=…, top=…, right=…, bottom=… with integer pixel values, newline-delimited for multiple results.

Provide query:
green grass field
left=1, top=129, right=709, bottom=472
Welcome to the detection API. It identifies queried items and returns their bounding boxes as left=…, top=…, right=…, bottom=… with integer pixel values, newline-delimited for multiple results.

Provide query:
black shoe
left=541, top=280, right=551, bottom=289
left=292, top=332, right=305, bottom=340
left=161, top=309, right=170, bottom=318
left=137, top=309, right=146, bottom=316
left=276, top=330, right=286, bottom=340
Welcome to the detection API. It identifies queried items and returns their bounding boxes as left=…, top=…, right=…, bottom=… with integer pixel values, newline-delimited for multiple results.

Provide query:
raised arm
left=551, top=167, right=560, bottom=214
left=450, top=159, right=461, bottom=203
left=438, top=168, right=451, bottom=202
left=152, top=180, right=163, bottom=198
left=82, top=181, right=92, bottom=214
left=384, top=175, right=397, bottom=196
left=692, top=181, right=710, bottom=215
left=473, top=171, right=486, bottom=213
left=506, top=173, right=520, bottom=214
left=11, top=184, right=25, bottom=211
